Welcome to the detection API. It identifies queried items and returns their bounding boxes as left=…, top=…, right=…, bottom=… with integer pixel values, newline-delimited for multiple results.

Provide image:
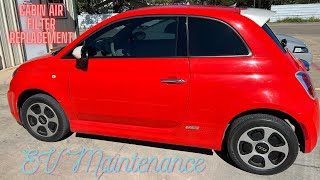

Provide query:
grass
left=276, top=17, right=320, bottom=23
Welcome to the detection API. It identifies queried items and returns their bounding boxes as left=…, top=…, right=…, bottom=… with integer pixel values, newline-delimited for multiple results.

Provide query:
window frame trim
left=186, top=15, right=252, bottom=58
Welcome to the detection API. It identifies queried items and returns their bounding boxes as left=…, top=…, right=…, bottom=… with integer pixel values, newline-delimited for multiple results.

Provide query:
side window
left=82, top=16, right=178, bottom=58
left=188, top=17, right=249, bottom=56
left=133, top=19, right=177, bottom=40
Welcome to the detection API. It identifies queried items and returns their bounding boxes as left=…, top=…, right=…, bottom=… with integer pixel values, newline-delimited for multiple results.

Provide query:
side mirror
left=72, top=46, right=82, bottom=59
left=281, top=39, right=287, bottom=48
left=72, top=46, right=89, bottom=70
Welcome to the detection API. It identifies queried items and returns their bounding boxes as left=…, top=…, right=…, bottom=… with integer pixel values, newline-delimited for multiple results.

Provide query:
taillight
left=295, top=71, right=316, bottom=98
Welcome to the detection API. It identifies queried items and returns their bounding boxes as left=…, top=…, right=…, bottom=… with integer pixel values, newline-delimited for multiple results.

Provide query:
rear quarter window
left=262, top=24, right=286, bottom=53
left=188, top=17, right=249, bottom=56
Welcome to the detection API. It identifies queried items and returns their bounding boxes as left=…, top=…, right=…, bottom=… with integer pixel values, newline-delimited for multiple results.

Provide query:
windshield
left=262, top=24, right=286, bottom=53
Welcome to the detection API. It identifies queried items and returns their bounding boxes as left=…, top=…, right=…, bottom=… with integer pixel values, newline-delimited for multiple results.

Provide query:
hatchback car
left=8, top=6, right=319, bottom=175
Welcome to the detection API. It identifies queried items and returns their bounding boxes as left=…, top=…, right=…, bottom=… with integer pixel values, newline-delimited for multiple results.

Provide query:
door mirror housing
left=72, top=46, right=83, bottom=59
left=72, top=46, right=89, bottom=70
left=281, top=39, right=287, bottom=48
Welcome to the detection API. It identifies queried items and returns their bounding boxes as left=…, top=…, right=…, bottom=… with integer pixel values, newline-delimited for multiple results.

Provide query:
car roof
left=130, top=5, right=241, bottom=14
left=128, top=5, right=275, bottom=27
left=138, top=5, right=241, bottom=13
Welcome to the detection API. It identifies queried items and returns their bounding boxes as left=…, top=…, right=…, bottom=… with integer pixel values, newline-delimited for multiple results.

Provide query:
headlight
left=293, top=46, right=308, bottom=53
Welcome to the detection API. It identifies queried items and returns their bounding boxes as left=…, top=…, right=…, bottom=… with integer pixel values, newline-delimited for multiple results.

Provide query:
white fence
left=270, top=3, right=320, bottom=22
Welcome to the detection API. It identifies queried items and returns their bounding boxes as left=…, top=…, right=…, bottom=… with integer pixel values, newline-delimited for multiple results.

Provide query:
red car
left=7, top=6, right=319, bottom=175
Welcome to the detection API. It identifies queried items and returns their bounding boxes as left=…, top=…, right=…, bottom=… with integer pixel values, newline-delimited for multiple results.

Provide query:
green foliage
left=207, top=0, right=236, bottom=6
left=276, top=17, right=320, bottom=23
left=77, top=0, right=103, bottom=14
left=148, top=0, right=174, bottom=4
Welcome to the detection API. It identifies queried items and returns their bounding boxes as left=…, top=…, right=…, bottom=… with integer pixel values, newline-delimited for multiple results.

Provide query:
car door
left=186, top=16, right=252, bottom=127
left=68, top=16, right=190, bottom=129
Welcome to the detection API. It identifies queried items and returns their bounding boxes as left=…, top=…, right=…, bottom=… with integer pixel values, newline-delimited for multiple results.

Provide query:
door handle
left=160, top=79, right=186, bottom=84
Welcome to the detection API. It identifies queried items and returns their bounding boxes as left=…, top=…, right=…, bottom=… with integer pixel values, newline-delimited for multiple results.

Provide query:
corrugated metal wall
left=0, top=0, right=25, bottom=70
left=270, top=3, right=320, bottom=22
left=41, top=0, right=79, bottom=51
left=0, top=0, right=78, bottom=70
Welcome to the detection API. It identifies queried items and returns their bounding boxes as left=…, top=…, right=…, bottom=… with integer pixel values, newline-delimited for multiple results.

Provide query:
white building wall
left=0, top=0, right=25, bottom=70
left=270, top=3, right=320, bottom=22
left=0, top=0, right=78, bottom=70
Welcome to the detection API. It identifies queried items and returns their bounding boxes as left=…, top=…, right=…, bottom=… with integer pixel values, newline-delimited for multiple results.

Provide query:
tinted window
left=188, top=17, right=249, bottom=56
left=262, top=24, right=286, bottom=53
left=177, top=17, right=187, bottom=56
left=83, top=17, right=178, bottom=58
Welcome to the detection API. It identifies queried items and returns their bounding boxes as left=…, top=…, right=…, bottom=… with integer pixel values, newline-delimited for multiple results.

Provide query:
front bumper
left=7, top=89, right=20, bottom=122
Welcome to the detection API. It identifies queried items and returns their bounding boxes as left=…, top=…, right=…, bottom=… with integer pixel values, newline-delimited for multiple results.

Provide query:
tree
left=77, top=0, right=104, bottom=14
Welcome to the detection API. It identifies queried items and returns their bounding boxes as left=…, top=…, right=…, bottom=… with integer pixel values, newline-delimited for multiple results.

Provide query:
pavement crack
left=97, top=144, right=125, bottom=180
left=293, top=163, right=320, bottom=169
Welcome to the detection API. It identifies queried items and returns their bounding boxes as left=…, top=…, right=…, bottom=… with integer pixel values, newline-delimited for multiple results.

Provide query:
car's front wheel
left=227, top=114, right=299, bottom=175
left=20, top=94, right=70, bottom=142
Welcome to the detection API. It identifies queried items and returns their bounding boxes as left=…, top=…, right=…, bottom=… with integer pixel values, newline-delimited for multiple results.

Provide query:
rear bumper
left=293, top=52, right=312, bottom=64
left=301, top=98, right=319, bottom=153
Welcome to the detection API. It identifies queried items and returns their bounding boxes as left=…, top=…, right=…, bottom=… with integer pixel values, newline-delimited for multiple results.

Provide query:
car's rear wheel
left=227, top=114, right=299, bottom=175
left=21, top=94, right=70, bottom=142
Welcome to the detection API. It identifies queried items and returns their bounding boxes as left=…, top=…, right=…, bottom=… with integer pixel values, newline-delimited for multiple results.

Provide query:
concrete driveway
left=0, top=23, right=320, bottom=180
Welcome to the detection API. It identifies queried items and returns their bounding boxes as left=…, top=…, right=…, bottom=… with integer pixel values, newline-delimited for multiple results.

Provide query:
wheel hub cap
left=255, top=143, right=269, bottom=154
left=38, top=115, right=47, bottom=124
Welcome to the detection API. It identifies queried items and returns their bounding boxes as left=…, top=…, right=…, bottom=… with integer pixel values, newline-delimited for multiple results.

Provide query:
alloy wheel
left=237, top=127, right=289, bottom=170
left=26, top=103, right=59, bottom=137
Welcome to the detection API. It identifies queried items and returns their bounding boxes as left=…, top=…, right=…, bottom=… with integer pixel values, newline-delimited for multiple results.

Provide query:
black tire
left=20, top=94, right=70, bottom=142
left=227, top=114, right=299, bottom=175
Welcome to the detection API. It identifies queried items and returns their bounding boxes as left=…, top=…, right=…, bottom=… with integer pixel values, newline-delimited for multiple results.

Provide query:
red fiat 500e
left=7, top=6, right=319, bottom=175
